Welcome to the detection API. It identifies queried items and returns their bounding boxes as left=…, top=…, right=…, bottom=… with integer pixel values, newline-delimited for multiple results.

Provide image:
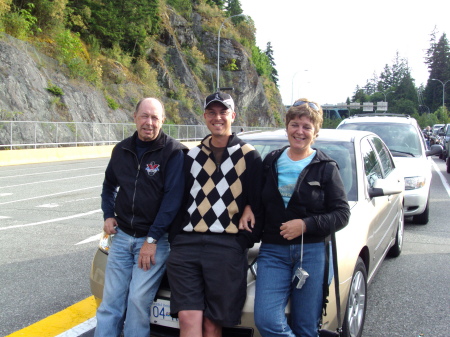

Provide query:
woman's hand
left=280, top=219, right=306, bottom=240
left=239, top=205, right=255, bottom=232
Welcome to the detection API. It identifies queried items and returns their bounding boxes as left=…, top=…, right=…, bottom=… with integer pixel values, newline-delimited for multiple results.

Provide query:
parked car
left=337, top=114, right=442, bottom=224
left=432, top=123, right=445, bottom=136
left=90, top=128, right=405, bottom=337
left=441, top=124, right=450, bottom=173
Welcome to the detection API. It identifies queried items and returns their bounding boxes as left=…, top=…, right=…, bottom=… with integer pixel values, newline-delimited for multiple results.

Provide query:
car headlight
left=404, top=176, right=426, bottom=190
left=98, top=231, right=114, bottom=254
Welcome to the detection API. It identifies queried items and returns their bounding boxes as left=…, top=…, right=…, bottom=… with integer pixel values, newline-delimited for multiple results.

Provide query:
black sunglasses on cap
left=292, top=101, right=320, bottom=110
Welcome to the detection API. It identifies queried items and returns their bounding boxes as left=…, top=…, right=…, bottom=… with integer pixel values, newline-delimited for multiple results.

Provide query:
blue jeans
left=94, top=229, right=170, bottom=337
left=254, top=242, right=326, bottom=337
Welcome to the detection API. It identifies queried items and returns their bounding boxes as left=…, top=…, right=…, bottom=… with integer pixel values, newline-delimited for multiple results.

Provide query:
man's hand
left=239, top=205, right=255, bottom=232
left=103, top=217, right=118, bottom=235
left=280, top=219, right=306, bottom=240
left=138, top=242, right=157, bottom=271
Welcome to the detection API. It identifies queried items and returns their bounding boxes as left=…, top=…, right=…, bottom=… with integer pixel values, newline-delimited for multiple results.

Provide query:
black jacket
left=101, top=130, right=187, bottom=238
left=261, top=146, right=350, bottom=245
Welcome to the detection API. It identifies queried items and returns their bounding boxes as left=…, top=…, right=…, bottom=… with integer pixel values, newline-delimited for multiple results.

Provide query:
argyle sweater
left=171, top=133, right=263, bottom=249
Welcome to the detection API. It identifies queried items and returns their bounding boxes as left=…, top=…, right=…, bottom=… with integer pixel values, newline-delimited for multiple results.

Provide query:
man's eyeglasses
left=205, top=111, right=231, bottom=118
left=292, top=101, right=320, bottom=111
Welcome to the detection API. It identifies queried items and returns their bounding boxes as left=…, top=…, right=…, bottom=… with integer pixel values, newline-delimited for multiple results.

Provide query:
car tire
left=447, top=157, right=450, bottom=173
left=388, top=207, right=404, bottom=257
left=342, top=257, right=367, bottom=337
left=412, top=198, right=429, bottom=225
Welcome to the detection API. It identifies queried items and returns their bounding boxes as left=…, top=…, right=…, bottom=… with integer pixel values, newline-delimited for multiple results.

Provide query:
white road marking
left=55, top=317, right=97, bottom=337
left=1, top=173, right=103, bottom=189
left=0, top=193, right=13, bottom=197
left=35, top=196, right=100, bottom=208
left=0, top=209, right=102, bottom=231
left=431, top=159, right=450, bottom=197
left=76, top=233, right=102, bottom=245
left=36, top=203, right=60, bottom=208
left=0, top=165, right=105, bottom=179
left=0, top=216, right=11, bottom=219
left=0, top=186, right=100, bottom=205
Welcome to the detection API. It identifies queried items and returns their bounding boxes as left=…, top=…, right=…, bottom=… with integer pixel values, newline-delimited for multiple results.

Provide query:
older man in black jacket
left=94, top=98, right=187, bottom=337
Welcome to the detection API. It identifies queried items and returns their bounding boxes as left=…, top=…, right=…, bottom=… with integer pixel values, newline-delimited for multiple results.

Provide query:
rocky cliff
left=0, top=7, right=285, bottom=145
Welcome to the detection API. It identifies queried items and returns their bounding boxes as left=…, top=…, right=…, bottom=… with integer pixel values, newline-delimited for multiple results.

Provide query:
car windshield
left=242, top=138, right=357, bottom=201
left=338, top=122, right=422, bottom=157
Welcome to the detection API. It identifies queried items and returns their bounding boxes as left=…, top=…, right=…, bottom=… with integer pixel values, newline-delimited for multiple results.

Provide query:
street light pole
left=291, top=70, right=308, bottom=103
left=217, top=14, right=245, bottom=92
left=431, top=78, right=450, bottom=110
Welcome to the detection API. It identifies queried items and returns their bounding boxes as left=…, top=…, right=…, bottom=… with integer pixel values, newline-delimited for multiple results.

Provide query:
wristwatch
left=146, top=237, right=157, bottom=244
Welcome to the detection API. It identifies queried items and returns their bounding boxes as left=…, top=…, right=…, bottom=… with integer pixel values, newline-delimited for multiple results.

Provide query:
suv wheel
left=412, top=199, right=429, bottom=225
left=342, top=257, right=367, bottom=337
left=388, top=207, right=404, bottom=257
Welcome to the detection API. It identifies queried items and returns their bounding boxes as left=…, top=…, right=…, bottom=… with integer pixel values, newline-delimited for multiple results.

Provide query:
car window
left=339, top=122, right=422, bottom=156
left=313, top=141, right=357, bottom=201
left=360, top=138, right=383, bottom=188
left=370, top=136, right=395, bottom=176
left=243, top=138, right=357, bottom=201
left=249, top=140, right=287, bottom=158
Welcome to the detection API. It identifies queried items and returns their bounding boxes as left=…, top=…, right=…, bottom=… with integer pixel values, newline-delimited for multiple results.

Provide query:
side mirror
left=369, top=176, right=403, bottom=198
left=426, top=144, right=443, bottom=157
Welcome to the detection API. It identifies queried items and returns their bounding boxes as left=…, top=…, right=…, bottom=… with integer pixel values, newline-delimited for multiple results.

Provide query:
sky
left=239, top=0, right=450, bottom=106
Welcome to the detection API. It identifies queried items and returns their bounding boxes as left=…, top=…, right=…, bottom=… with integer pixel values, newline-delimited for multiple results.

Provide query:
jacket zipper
left=126, top=147, right=160, bottom=234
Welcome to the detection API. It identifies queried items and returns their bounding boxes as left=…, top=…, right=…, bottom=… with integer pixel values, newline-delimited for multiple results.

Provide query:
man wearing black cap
left=167, top=92, right=263, bottom=337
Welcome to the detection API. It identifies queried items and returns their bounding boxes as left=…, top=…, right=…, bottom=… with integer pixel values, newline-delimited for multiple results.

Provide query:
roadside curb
left=5, top=296, right=97, bottom=337
left=0, top=146, right=114, bottom=166
left=0, top=141, right=199, bottom=166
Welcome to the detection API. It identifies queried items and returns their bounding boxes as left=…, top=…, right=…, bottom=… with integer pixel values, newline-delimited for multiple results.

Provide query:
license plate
left=150, top=298, right=180, bottom=329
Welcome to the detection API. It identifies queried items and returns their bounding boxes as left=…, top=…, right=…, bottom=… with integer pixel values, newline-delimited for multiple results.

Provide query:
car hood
left=392, top=156, right=432, bottom=178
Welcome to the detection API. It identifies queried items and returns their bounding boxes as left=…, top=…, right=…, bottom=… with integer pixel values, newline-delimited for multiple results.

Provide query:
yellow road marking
left=6, top=296, right=97, bottom=337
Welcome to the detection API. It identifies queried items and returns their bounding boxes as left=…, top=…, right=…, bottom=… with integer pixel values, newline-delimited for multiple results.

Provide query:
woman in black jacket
left=250, top=99, right=350, bottom=337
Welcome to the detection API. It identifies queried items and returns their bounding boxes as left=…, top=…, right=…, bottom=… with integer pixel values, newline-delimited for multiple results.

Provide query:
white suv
left=337, top=114, right=442, bottom=224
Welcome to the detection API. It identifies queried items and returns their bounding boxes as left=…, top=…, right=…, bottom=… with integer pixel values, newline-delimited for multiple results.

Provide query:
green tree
left=67, top=0, right=161, bottom=56
left=265, top=42, right=278, bottom=86
left=353, top=52, right=418, bottom=114
left=205, top=0, right=225, bottom=9
left=251, top=45, right=271, bottom=78
left=226, top=0, right=244, bottom=23
left=424, top=31, right=450, bottom=112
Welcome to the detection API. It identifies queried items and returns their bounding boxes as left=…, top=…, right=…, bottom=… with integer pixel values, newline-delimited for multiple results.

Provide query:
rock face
left=0, top=9, right=285, bottom=145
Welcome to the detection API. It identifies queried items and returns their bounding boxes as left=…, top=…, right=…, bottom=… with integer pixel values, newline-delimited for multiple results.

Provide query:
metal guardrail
left=0, top=121, right=276, bottom=150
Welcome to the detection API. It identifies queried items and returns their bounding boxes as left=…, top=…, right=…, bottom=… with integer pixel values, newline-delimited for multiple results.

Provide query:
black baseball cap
left=204, top=92, right=235, bottom=111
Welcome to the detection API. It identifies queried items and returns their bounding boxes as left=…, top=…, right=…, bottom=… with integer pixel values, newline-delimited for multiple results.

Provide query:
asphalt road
left=0, top=156, right=449, bottom=337
left=0, top=158, right=108, bottom=337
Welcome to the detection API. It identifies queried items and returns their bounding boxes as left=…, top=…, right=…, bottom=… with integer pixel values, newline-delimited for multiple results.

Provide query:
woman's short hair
left=285, top=98, right=323, bottom=135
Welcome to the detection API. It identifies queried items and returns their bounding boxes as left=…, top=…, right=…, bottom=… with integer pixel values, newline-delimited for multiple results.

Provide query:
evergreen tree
left=67, top=0, right=160, bottom=56
left=206, top=0, right=225, bottom=9
left=265, top=42, right=278, bottom=86
left=226, top=0, right=243, bottom=22
left=379, top=64, right=394, bottom=91
left=424, top=32, right=450, bottom=112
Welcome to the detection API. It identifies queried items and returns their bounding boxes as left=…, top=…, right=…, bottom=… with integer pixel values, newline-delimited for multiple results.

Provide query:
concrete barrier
left=0, top=146, right=115, bottom=166
left=0, top=141, right=200, bottom=166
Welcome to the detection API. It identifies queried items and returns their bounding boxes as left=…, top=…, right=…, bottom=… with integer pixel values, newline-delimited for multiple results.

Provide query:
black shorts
left=166, top=233, right=248, bottom=327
